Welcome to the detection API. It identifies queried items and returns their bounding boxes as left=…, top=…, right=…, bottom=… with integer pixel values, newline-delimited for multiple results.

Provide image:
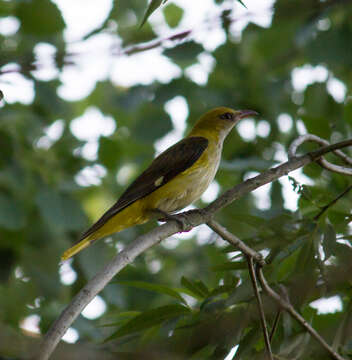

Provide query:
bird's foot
left=151, top=209, right=193, bottom=232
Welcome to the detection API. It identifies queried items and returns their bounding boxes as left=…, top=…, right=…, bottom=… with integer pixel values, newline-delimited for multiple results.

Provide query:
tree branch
left=247, top=257, right=273, bottom=360
left=36, top=137, right=352, bottom=360
left=257, top=268, right=346, bottom=360
left=288, top=134, right=352, bottom=175
left=269, top=285, right=289, bottom=343
left=207, top=219, right=265, bottom=265
left=269, top=309, right=281, bottom=343
left=313, top=184, right=352, bottom=221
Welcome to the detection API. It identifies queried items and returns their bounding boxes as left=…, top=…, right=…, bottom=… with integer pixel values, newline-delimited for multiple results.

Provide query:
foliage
left=0, top=0, right=352, bottom=359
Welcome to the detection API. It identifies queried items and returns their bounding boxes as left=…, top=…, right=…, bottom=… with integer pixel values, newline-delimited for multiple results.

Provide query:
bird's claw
left=158, top=213, right=192, bottom=232
left=154, top=208, right=207, bottom=232
left=154, top=208, right=194, bottom=232
left=174, top=214, right=193, bottom=232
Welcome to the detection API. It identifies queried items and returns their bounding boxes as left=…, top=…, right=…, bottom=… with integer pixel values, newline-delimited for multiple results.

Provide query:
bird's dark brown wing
left=80, top=136, right=208, bottom=239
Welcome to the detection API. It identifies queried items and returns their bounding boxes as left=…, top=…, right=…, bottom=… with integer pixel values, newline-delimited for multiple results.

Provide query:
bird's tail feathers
left=61, top=236, right=93, bottom=261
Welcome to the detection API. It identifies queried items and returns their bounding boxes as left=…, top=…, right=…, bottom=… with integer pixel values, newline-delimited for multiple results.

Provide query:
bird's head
left=189, top=107, right=258, bottom=140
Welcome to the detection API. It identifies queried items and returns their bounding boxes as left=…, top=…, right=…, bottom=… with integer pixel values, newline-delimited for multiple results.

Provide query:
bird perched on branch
left=62, top=107, right=258, bottom=261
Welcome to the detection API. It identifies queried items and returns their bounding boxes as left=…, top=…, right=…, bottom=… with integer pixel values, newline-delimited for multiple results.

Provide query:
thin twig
left=317, top=159, right=352, bottom=175
left=313, top=184, right=352, bottom=221
left=269, top=310, right=281, bottom=343
left=36, top=137, right=352, bottom=360
left=257, top=268, right=346, bottom=360
left=269, top=285, right=290, bottom=343
left=288, top=134, right=352, bottom=165
left=207, top=220, right=265, bottom=266
left=247, top=257, right=273, bottom=360
left=288, top=134, right=352, bottom=175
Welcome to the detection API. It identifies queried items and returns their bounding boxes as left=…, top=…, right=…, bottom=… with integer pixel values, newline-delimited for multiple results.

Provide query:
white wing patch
left=154, top=176, right=164, bottom=187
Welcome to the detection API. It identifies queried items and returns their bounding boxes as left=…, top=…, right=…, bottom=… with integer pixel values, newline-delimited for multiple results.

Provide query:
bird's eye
left=219, top=112, right=233, bottom=120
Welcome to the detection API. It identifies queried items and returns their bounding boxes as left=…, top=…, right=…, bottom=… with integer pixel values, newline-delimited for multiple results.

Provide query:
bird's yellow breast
left=144, top=139, right=222, bottom=213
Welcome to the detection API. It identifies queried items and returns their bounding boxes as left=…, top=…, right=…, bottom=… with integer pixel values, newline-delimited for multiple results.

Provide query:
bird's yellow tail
left=61, top=237, right=93, bottom=261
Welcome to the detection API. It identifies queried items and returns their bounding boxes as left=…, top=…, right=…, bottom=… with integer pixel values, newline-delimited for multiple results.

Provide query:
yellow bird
left=62, top=107, right=257, bottom=261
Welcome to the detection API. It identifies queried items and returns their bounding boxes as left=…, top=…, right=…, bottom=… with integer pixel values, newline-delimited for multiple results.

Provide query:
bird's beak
left=236, top=109, right=259, bottom=119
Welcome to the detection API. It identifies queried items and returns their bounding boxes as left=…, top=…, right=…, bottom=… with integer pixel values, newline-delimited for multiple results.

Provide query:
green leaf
left=140, top=0, right=166, bottom=28
left=0, top=194, right=25, bottom=230
left=16, top=0, right=65, bottom=36
left=322, top=223, right=336, bottom=260
left=190, top=344, right=216, bottom=359
left=36, top=188, right=86, bottom=231
left=101, top=311, right=141, bottom=327
left=163, top=3, right=183, bottom=28
left=98, top=136, right=123, bottom=170
left=209, top=282, right=239, bottom=297
left=295, top=230, right=317, bottom=274
left=226, top=281, right=253, bottom=305
left=235, top=326, right=261, bottom=358
left=115, top=280, right=187, bottom=304
left=133, top=105, right=173, bottom=143
left=272, top=249, right=300, bottom=282
left=237, top=0, right=248, bottom=9
left=211, top=261, right=247, bottom=271
left=230, top=214, right=267, bottom=228
left=163, top=41, right=204, bottom=68
left=301, top=83, right=340, bottom=138
left=337, top=235, right=352, bottom=241
left=195, top=280, right=210, bottom=297
left=140, top=323, right=161, bottom=344
left=272, top=234, right=309, bottom=263
left=105, top=304, right=190, bottom=341
left=181, top=276, right=209, bottom=299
